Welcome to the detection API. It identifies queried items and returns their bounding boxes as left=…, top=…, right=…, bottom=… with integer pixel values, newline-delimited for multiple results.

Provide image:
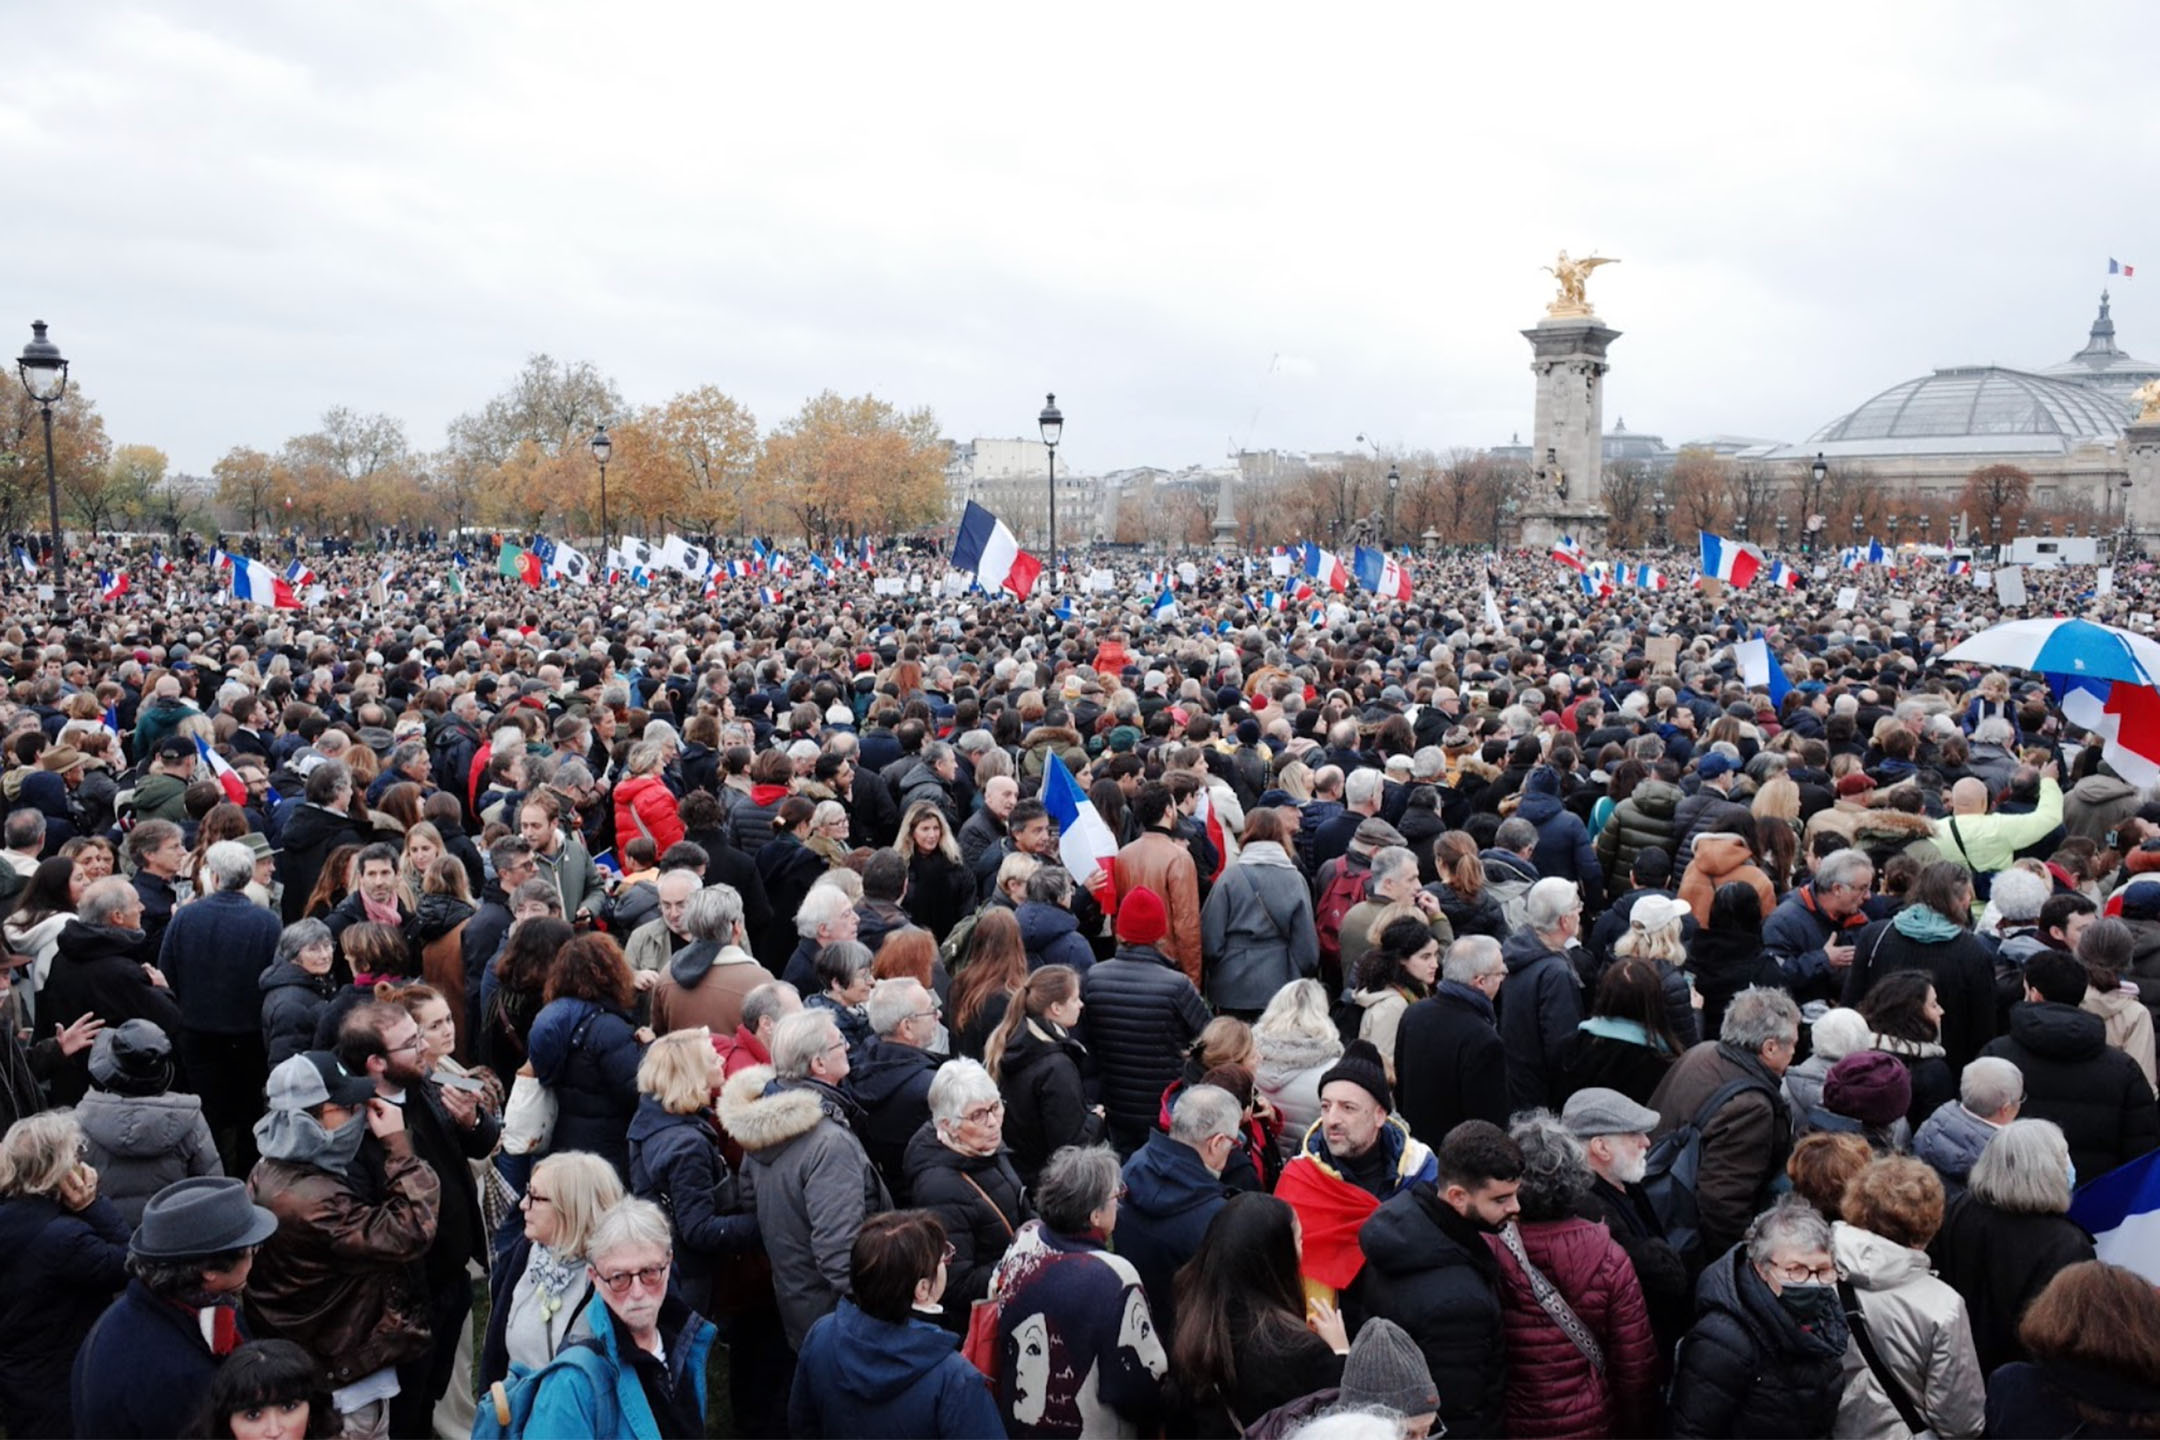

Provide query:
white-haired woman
left=1252, top=978, right=1343, bottom=1160
left=524, top=1198, right=719, bottom=1437
left=0, top=1111, right=130, bottom=1438
left=903, top=1058, right=1034, bottom=1335
left=1931, top=1118, right=2097, bottom=1374
left=479, top=1150, right=625, bottom=1388
left=806, top=799, right=852, bottom=868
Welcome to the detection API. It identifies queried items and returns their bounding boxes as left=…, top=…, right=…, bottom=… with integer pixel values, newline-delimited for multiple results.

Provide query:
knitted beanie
left=1339, top=1316, right=1438, bottom=1417
left=1318, top=1039, right=1392, bottom=1113
left=1823, top=1050, right=1912, bottom=1129
left=1116, top=885, right=1168, bottom=946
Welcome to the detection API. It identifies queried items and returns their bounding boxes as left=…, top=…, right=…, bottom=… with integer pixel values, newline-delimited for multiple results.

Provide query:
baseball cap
left=265, top=1051, right=376, bottom=1112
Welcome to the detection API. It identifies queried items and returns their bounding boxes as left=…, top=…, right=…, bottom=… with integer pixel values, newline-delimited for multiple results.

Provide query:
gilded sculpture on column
left=1543, top=251, right=1619, bottom=318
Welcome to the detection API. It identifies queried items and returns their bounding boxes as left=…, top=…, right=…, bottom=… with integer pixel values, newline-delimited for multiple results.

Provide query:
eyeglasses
left=940, top=1241, right=957, bottom=1266
left=1114, top=1183, right=1130, bottom=1202
left=387, top=1037, right=423, bottom=1054
left=961, top=1100, right=1005, bottom=1126
left=520, top=1189, right=552, bottom=1208
left=910, top=1008, right=941, bottom=1023
left=1767, top=1260, right=1838, bottom=1286
left=593, top=1262, right=672, bottom=1295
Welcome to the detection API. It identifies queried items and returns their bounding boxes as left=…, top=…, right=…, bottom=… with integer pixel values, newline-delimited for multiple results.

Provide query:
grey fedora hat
left=130, top=1177, right=279, bottom=1260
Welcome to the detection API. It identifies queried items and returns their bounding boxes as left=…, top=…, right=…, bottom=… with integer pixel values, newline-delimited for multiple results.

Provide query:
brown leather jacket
left=244, top=1134, right=442, bottom=1386
left=1114, top=830, right=1203, bottom=987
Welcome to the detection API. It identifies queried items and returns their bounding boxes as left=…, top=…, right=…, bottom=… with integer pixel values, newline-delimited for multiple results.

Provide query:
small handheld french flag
left=99, top=570, right=129, bottom=602
left=285, top=560, right=317, bottom=587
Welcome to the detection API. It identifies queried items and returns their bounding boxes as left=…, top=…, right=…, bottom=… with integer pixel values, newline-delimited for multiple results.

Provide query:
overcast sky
left=9, top=2, right=2159, bottom=478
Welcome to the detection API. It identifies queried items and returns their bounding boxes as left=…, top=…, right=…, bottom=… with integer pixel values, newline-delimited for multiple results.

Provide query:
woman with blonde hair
left=627, top=1029, right=759, bottom=1312
left=401, top=821, right=446, bottom=903
left=478, top=1150, right=627, bottom=1387
left=895, top=799, right=973, bottom=942
left=0, top=1111, right=131, bottom=1438
left=1252, top=978, right=1343, bottom=1158
left=1751, top=775, right=1804, bottom=890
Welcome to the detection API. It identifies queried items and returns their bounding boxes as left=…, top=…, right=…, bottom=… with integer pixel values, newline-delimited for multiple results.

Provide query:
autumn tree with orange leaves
left=756, top=391, right=946, bottom=543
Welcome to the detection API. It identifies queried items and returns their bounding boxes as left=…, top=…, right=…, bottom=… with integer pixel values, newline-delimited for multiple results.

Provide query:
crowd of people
left=0, top=534, right=2157, bottom=1439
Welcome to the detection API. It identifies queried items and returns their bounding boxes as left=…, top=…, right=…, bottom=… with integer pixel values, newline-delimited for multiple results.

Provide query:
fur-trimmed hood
left=1021, top=725, right=1083, bottom=752
left=1851, top=807, right=1938, bottom=844
left=718, top=1064, right=834, bottom=1154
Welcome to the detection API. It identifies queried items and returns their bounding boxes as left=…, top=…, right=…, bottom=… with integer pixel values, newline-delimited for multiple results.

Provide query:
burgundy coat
left=1485, top=1216, right=1660, bottom=1438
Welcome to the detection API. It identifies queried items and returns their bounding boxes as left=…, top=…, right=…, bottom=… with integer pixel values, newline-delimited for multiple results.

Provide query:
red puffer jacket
left=614, top=773, right=686, bottom=866
left=1485, top=1216, right=1660, bottom=1438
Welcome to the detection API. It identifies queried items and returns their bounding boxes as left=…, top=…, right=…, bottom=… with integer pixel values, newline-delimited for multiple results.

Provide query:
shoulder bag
left=1498, top=1221, right=1605, bottom=1374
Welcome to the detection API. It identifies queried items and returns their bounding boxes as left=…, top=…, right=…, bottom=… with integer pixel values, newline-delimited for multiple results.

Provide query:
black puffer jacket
left=1079, top=943, right=1211, bottom=1141
left=996, top=1016, right=1103, bottom=1183
left=257, top=963, right=338, bottom=1070
left=0, top=1193, right=132, bottom=1438
left=1840, top=918, right=2000, bottom=1070
left=1422, top=877, right=1507, bottom=941
left=527, top=997, right=644, bottom=1178
left=1930, top=1192, right=2095, bottom=1374
left=1594, top=779, right=1683, bottom=900
left=901, top=1121, right=1031, bottom=1332
left=1667, top=1243, right=1849, bottom=1438
left=1348, top=1184, right=1507, bottom=1440
left=626, top=1096, right=759, bottom=1314
left=1981, top=1002, right=2160, bottom=1183
left=845, top=1038, right=940, bottom=1201
left=275, top=802, right=368, bottom=924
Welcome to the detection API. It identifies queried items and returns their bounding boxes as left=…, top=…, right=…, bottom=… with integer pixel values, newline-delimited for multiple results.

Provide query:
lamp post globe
left=16, top=321, right=70, bottom=600
left=1385, top=463, right=1400, bottom=549
left=590, top=423, right=613, bottom=539
left=1810, top=452, right=1828, bottom=487
left=1038, top=394, right=1062, bottom=592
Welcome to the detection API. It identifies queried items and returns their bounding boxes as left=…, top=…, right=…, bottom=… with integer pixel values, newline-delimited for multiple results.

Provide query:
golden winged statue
left=2134, top=376, right=2160, bottom=424
left=1543, top=251, right=1619, bottom=317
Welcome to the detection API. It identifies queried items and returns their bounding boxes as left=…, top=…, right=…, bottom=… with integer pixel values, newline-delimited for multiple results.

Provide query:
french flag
left=1948, top=558, right=1970, bottom=576
left=285, top=559, right=317, bottom=587
left=152, top=549, right=174, bottom=574
left=1736, top=630, right=1794, bottom=706
left=2111, top=257, right=2137, bottom=278
left=1698, top=531, right=1762, bottom=588
left=1152, top=589, right=1179, bottom=620
left=230, top=557, right=303, bottom=609
left=99, top=570, right=129, bottom=601
left=2062, top=677, right=2160, bottom=789
left=195, top=735, right=247, bottom=806
left=2069, top=1149, right=2160, bottom=1283
left=1302, top=542, right=1349, bottom=593
left=950, top=500, right=1043, bottom=600
left=1767, top=561, right=1801, bottom=590
left=1190, top=783, right=1228, bottom=882
left=1042, top=755, right=1120, bottom=914
left=1550, top=535, right=1588, bottom=573
left=757, top=584, right=781, bottom=606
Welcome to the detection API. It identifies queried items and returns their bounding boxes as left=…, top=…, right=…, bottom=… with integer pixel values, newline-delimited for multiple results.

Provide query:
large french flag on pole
left=1302, top=542, right=1349, bottom=593
left=2061, top=678, right=2160, bottom=789
left=230, top=557, right=303, bottom=609
left=1699, top=531, right=1762, bottom=588
left=2069, top=1149, right=2160, bottom=1283
left=951, top=500, right=1043, bottom=600
left=195, top=735, right=248, bottom=806
left=1041, top=754, right=1119, bottom=914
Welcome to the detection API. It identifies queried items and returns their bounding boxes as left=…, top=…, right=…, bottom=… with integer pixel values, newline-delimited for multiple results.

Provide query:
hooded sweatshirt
left=789, top=1298, right=1004, bottom=1439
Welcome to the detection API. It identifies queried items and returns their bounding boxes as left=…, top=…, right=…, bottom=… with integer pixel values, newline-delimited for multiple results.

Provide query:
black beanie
left=1319, top=1039, right=1392, bottom=1113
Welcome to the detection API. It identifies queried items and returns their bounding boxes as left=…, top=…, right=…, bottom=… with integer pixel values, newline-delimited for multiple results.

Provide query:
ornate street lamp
left=16, top=321, right=68, bottom=600
left=1385, top=463, right=1400, bottom=550
left=1038, top=393, right=1062, bottom=590
left=1652, top=484, right=1667, bottom=549
left=590, top=423, right=613, bottom=539
left=1777, top=513, right=1790, bottom=549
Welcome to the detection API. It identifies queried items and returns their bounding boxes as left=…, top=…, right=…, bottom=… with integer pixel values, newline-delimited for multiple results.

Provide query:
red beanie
left=1116, top=886, right=1168, bottom=946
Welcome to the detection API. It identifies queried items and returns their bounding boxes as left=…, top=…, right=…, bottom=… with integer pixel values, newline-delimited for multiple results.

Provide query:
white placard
left=1995, top=567, right=2027, bottom=607
left=36, top=585, right=53, bottom=603
left=907, top=573, right=922, bottom=593
left=1833, top=586, right=1860, bottom=612
left=1974, top=569, right=1993, bottom=590
left=942, top=570, right=971, bottom=596
left=2097, top=566, right=2116, bottom=596
left=1087, top=570, right=1117, bottom=593
left=873, top=577, right=906, bottom=596
left=1177, top=561, right=1199, bottom=588
left=1887, top=600, right=1912, bottom=623
left=1269, top=555, right=1293, bottom=579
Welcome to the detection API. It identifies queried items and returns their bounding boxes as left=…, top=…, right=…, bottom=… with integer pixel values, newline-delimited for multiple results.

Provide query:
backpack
left=1313, top=861, right=1369, bottom=985
left=941, top=900, right=992, bottom=972
left=473, top=1339, right=615, bottom=1440
left=1638, top=1073, right=1778, bottom=1264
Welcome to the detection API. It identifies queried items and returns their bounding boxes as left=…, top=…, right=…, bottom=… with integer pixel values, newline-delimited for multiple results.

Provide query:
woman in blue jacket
left=789, top=1210, right=1005, bottom=1439
left=529, top=934, right=648, bottom=1179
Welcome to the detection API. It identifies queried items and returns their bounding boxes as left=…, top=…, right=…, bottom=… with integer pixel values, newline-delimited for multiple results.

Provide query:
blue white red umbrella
left=1943, top=617, right=2160, bottom=686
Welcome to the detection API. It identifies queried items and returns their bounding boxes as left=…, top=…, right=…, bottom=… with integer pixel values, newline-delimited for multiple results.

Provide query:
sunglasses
left=594, top=1262, right=672, bottom=1295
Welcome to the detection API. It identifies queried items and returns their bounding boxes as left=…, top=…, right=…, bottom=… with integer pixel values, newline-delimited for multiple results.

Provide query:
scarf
left=362, top=892, right=403, bottom=926
left=528, top=1243, right=584, bottom=1324
left=1892, top=904, right=1964, bottom=944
